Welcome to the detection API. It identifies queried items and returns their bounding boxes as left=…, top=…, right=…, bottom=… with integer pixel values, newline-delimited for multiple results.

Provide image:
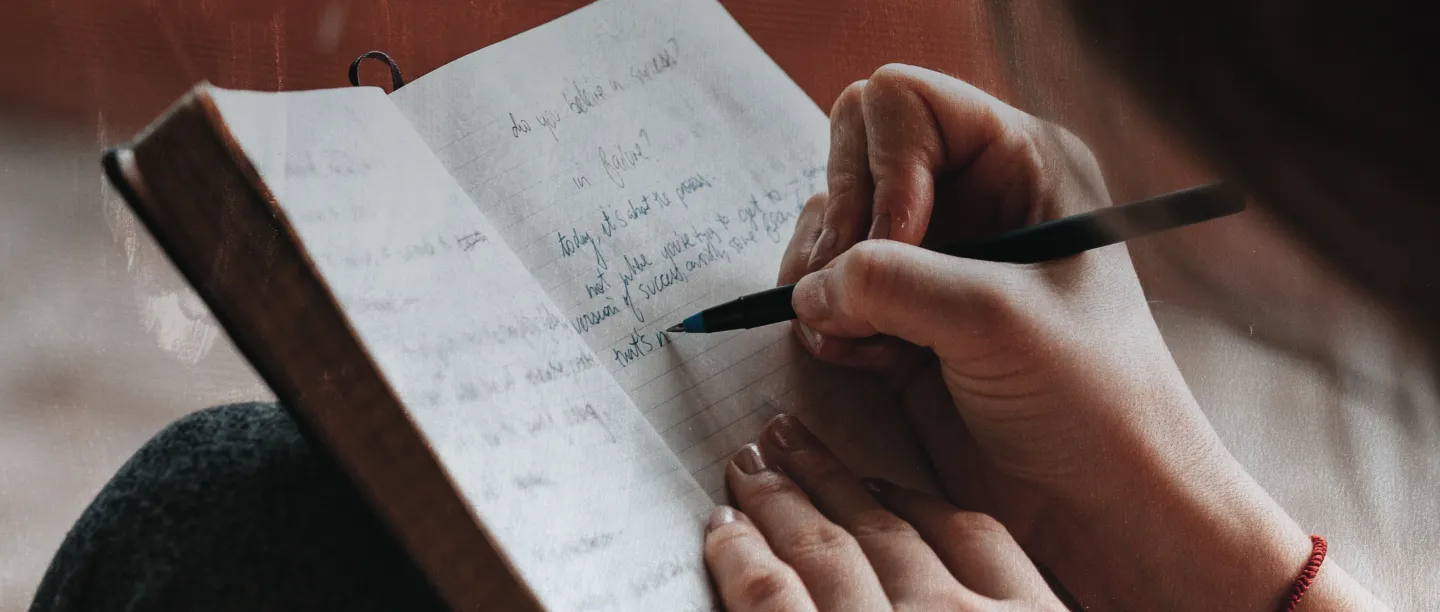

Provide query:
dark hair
left=1062, top=1, right=1440, bottom=346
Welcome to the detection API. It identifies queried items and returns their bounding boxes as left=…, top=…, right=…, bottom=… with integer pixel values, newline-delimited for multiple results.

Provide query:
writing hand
left=779, top=65, right=1381, bottom=609
left=704, top=415, right=1065, bottom=611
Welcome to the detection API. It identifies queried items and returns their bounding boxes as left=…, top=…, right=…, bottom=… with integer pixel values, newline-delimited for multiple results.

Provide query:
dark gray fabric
left=29, top=402, right=448, bottom=612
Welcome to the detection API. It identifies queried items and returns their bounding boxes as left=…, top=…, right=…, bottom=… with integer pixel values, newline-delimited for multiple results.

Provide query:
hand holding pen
left=667, top=182, right=1242, bottom=334
left=690, top=65, right=1320, bottom=612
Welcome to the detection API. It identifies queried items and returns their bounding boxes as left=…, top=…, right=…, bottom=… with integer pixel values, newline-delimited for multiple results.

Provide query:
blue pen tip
left=682, top=312, right=706, bottom=333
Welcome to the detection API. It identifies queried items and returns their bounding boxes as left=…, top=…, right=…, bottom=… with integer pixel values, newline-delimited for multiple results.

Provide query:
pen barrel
left=687, top=183, right=1243, bottom=333
left=701, top=285, right=796, bottom=332
left=943, top=182, right=1245, bottom=263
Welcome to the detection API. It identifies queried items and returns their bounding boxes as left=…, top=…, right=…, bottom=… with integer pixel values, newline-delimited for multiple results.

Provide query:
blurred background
left=2, top=1, right=1436, bottom=610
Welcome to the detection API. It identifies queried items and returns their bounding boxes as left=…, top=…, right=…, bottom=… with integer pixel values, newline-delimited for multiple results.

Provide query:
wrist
left=1294, top=559, right=1389, bottom=611
left=1045, top=393, right=1313, bottom=609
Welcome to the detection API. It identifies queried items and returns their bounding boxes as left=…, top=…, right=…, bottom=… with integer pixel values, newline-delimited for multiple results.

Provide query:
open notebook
left=106, top=0, right=936, bottom=608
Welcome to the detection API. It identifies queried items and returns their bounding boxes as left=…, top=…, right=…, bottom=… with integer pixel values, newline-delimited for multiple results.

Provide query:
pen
left=665, top=182, right=1245, bottom=334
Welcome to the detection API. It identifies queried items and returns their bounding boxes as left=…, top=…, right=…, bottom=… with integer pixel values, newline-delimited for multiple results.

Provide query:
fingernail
left=707, top=506, right=739, bottom=533
left=861, top=478, right=892, bottom=494
left=807, top=228, right=837, bottom=271
left=732, top=443, right=769, bottom=474
left=768, top=414, right=816, bottom=451
left=792, top=270, right=832, bottom=323
left=868, top=211, right=892, bottom=240
left=797, top=323, right=824, bottom=352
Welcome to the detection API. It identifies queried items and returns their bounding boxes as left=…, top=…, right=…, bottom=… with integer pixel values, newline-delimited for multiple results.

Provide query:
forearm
left=1053, top=398, right=1386, bottom=611
left=1131, top=459, right=1388, bottom=611
left=1103, top=448, right=1312, bottom=609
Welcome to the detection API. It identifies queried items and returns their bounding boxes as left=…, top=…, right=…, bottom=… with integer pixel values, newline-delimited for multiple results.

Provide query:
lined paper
left=390, top=0, right=936, bottom=498
left=211, top=87, right=716, bottom=612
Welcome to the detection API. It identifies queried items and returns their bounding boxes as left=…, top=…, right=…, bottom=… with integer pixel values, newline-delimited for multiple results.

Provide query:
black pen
left=665, top=182, right=1245, bottom=334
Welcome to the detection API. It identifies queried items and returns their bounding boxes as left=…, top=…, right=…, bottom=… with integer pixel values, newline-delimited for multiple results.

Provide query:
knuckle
left=944, top=510, right=1011, bottom=541
left=1016, top=118, right=1106, bottom=202
left=1047, top=122, right=1101, bottom=168
left=862, top=65, right=917, bottom=116
left=1048, top=125, right=1104, bottom=183
left=733, top=566, right=798, bottom=609
left=796, top=192, right=829, bottom=231
left=1010, top=124, right=1048, bottom=189
left=744, top=473, right=804, bottom=504
left=802, top=192, right=828, bottom=215
left=845, top=508, right=916, bottom=539
left=868, top=63, right=919, bottom=90
left=831, top=80, right=867, bottom=114
left=826, top=168, right=867, bottom=206
left=836, top=241, right=900, bottom=317
left=704, top=522, right=752, bottom=557
left=779, top=523, right=856, bottom=561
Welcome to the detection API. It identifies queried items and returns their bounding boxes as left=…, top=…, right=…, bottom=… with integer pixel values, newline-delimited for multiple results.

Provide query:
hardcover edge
left=101, top=83, right=544, bottom=612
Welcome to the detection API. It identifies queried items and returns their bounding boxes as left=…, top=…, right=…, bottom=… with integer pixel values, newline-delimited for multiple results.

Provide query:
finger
left=866, top=479, right=1054, bottom=603
left=758, top=415, right=974, bottom=606
left=792, top=239, right=1051, bottom=361
left=808, top=80, right=874, bottom=272
left=859, top=64, right=1023, bottom=244
left=790, top=326, right=931, bottom=391
left=780, top=191, right=881, bottom=378
left=785, top=190, right=929, bottom=387
left=778, top=192, right=828, bottom=286
left=725, top=443, right=890, bottom=610
left=704, top=506, right=818, bottom=612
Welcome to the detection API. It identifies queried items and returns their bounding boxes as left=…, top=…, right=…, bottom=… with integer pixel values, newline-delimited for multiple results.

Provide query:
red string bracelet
left=1279, top=535, right=1328, bottom=612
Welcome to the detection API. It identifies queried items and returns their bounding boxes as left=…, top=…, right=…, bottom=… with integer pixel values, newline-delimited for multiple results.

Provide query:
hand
left=704, top=415, right=1066, bottom=611
left=778, top=64, right=1379, bottom=609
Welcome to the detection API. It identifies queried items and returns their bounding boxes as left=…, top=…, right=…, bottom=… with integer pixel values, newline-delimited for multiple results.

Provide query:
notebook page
left=209, top=87, right=716, bottom=612
left=389, top=0, right=936, bottom=498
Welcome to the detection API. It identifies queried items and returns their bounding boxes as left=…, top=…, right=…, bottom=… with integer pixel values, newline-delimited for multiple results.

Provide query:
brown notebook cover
left=102, top=86, right=542, bottom=612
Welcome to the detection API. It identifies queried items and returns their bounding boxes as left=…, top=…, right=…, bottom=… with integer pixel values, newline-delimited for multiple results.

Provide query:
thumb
left=791, top=240, right=1049, bottom=355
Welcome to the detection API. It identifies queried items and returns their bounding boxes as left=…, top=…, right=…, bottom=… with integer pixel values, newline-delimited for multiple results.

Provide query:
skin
left=703, top=65, right=1389, bottom=611
left=705, top=416, right=1065, bottom=611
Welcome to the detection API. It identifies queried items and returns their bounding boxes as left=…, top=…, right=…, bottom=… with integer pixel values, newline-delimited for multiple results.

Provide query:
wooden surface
left=0, top=0, right=1209, bottom=200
